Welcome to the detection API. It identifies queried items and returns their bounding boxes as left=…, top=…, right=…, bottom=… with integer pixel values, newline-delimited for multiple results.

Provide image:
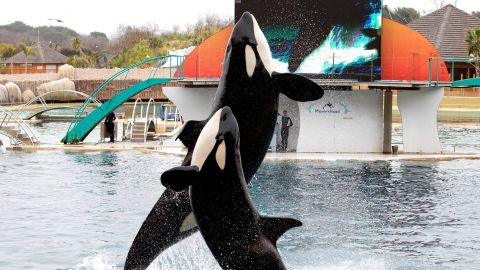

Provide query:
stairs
left=131, top=122, right=146, bottom=142
left=0, top=125, right=37, bottom=146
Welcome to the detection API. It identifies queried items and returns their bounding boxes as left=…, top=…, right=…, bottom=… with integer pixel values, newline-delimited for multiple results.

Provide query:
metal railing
left=17, top=90, right=102, bottom=119
left=162, top=104, right=181, bottom=133
left=429, top=57, right=480, bottom=86
left=0, top=106, right=38, bottom=145
left=143, top=98, right=156, bottom=143
left=65, top=55, right=185, bottom=140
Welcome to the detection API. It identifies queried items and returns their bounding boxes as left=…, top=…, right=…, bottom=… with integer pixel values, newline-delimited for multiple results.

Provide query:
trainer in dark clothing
left=280, top=110, right=293, bottom=151
left=105, top=112, right=116, bottom=143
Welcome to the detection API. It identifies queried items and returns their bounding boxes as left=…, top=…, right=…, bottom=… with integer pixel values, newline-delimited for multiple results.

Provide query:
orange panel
left=381, top=18, right=450, bottom=81
left=181, top=19, right=449, bottom=82
left=180, top=26, right=233, bottom=79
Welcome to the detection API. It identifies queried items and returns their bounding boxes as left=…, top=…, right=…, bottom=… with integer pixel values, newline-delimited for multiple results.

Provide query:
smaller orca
left=162, top=107, right=301, bottom=270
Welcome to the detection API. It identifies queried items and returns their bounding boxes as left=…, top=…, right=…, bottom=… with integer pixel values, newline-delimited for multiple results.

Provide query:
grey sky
left=0, top=0, right=479, bottom=38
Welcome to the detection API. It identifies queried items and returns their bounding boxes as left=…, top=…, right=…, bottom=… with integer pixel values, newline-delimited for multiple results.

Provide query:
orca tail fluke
left=124, top=189, right=196, bottom=270
left=260, top=216, right=302, bottom=245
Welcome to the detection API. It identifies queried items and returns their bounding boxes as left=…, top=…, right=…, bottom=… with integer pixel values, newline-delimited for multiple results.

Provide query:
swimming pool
left=1, top=150, right=479, bottom=269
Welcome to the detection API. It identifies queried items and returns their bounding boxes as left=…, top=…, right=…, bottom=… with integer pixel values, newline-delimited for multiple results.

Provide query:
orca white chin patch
left=179, top=212, right=197, bottom=232
left=191, top=109, right=223, bottom=170
left=215, top=140, right=226, bottom=170
left=245, top=45, right=256, bottom=77
left=251, top=15, right=274, bottom=75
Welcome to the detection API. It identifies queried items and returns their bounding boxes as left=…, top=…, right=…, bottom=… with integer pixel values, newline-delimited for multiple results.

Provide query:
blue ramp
left=62, top=78, right=171, bottom=144
left=451, top=78, right=480, bottom=87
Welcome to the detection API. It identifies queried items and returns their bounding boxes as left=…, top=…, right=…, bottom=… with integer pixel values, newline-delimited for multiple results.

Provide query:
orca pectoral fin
left=161, top=166, right=200, bottom=192
left=176, top=120, right=206, bottom=150
left=260, top=216, right=302, bottom=244
left=272, top=72, right=324, bottom=102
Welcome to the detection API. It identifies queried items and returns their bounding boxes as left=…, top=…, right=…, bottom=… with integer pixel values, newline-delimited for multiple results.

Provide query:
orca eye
left=215, top=141, right=226, bottom=170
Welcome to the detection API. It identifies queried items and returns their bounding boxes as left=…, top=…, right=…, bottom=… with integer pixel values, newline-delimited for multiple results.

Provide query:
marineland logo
left=307, top=102, right=351, bottom=115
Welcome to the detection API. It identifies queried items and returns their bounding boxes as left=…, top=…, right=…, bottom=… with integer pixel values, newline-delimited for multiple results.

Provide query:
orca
left=161, top=106, right=302, bottom=270
left=125, top=12, right=323, bottom=270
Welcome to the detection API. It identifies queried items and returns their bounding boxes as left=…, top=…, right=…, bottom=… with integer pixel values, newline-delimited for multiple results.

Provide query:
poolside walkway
left=6, top=142, right=480, bottom=162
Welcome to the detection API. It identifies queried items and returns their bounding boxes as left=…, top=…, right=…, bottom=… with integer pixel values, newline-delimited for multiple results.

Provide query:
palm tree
left=17, top=43, right=36, bottom=74
left=71, top=37, right=84, bottom=55
left=466, top=29, right=480, bottom=76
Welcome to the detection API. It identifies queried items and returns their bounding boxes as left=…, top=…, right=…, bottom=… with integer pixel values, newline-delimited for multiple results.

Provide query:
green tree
left=473, top=11, right=480, bottom=19
left=71, top=36, right=83, bottom=54
left=109, top=40, right=154, bottom=67
left=4, top=21, right=33, bottom=32
left=66, top=54, right=96, bottom=68
left=17, top=43, right=36, bottom=74
left=0, top=43, right=19, bottom=58
left=466, top=29, right=480, bottom=76
left=90, top=31, right=108, bottom=39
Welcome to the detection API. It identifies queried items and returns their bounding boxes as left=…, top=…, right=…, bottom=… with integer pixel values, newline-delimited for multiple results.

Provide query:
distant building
left=408, top=4, right=480, bottom=80
left=4, top=45, right=67, bottom=74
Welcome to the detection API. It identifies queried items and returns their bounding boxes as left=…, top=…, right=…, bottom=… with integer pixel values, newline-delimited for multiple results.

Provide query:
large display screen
left=235, top=0, right=382, bottom=81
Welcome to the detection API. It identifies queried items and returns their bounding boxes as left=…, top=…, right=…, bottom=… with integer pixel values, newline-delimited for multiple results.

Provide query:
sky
left=0, top=0, right=479, bottom=38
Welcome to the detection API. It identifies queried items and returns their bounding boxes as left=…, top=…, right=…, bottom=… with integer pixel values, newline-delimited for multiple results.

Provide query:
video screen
left=235, top=0, right=382, bottom=81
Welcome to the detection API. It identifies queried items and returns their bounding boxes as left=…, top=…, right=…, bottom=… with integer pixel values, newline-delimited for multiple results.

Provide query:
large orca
left=161, top=106, right=301, bottom=270
left=125, top=12, right=323, bottom=270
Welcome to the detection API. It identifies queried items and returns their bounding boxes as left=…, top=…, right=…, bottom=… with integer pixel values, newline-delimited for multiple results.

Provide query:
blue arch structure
left=62, top=78, right=171, bottom=144
left=62, top=55, right=184, bottom=144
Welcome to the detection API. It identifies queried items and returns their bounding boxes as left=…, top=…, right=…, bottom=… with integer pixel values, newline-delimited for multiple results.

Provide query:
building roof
left=408, top=4, right=480, bottom=58
left=5, top=45, right=67, bottom=64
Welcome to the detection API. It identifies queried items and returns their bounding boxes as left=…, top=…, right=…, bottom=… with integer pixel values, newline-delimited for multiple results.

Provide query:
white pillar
left=383, top=89, right=392, bottom=154
left=397, top=87, right=443, bottom=153
left=163, top=87, right=216, bottom=121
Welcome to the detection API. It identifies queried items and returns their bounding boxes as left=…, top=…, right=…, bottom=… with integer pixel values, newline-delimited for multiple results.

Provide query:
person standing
left=280, top=110, right=293, bottom=152
left=0, top=139, right=6, bottom=153
left=105, top=111, right=116, bottom=143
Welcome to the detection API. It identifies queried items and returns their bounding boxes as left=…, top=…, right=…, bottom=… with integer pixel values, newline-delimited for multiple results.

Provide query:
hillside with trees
left=0, top=14, right=231, bottom=68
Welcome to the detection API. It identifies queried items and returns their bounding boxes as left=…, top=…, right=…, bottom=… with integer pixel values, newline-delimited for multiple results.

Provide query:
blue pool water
left=1, top=150, right=480, bottom=270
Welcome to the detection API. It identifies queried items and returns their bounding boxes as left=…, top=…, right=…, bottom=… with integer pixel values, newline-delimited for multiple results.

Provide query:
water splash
left=295, top=26, right=378, bottom=74
left=146, top=233, right=220, bottom=270
left=71, top=254, right=118, bottom=270
left=363, top=1, right=382, bottom=29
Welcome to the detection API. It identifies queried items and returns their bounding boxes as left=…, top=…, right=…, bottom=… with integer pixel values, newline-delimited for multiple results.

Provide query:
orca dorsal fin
left=161, top=166, right=200, bottom=192
left=176, top=120, right=206, bottom=150
left=260, top=216, right=302, bottom=244
left=272, top=72, right=324, bottom=102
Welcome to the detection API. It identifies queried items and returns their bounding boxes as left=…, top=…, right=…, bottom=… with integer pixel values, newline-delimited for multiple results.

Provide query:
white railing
left=126, top=100, right=182, bottom=141
left=127, top=98, right=143, bottom=139
left=0, top=106, right=38, bottom=145
left=162, top=105, right=181, bottom=132
left=143, top=98, right=156, bottom=142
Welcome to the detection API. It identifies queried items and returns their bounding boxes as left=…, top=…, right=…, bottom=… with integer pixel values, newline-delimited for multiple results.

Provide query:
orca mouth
left=215, top=133, right=225, bottom=141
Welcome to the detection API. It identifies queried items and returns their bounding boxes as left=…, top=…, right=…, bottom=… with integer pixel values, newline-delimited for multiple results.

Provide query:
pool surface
left=1, top=150, right=480, bottom=270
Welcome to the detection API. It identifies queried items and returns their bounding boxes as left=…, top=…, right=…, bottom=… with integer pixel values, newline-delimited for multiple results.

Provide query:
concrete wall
left=164, top=87, right=385, bottom=153
left=296, top=90, right=384, bottom=153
